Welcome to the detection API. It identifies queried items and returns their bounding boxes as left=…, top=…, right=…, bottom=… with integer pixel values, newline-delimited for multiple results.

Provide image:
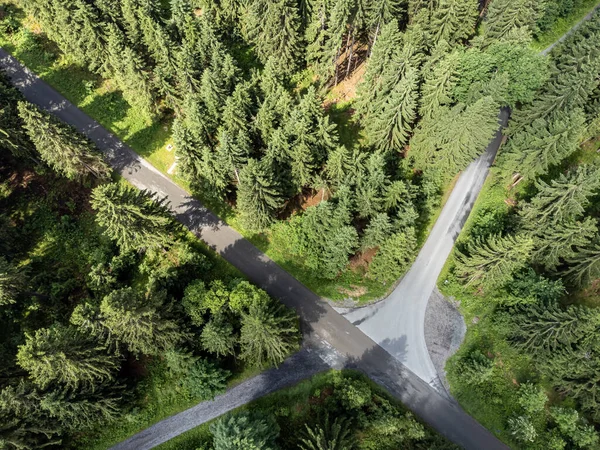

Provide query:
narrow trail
left=540, top=3, right=600, bottom=55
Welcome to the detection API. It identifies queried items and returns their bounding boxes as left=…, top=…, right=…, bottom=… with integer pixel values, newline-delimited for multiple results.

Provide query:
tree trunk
left=346, top=30, right=355, bottom=79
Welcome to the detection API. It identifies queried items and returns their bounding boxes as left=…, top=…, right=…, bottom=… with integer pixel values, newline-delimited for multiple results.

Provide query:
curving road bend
left=0, top=48, right=509, bottom=449
left=337, top=109, right=510, bottom=388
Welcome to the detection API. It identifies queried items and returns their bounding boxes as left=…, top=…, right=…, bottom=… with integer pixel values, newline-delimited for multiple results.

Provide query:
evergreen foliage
left=17, top=101, right=110, bottom=180
left=210, top=411, right=280, bottom=450
left=91, top=183, right=175, bottom=251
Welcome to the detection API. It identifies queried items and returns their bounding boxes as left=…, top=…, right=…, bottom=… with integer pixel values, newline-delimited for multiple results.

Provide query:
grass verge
left=532, top=0, right=600, bottom=51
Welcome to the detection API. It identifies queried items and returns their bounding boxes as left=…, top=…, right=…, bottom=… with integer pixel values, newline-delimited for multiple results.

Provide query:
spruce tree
left=502, top=110, right=585, bottom=180
left=211, top=412, right=280, bottom=450
left=484, top=0, right=544, bottom=40
left=419, top=50, right=459, bottom=120
left=300, top=416, right=354, bottom=450
left=368, top=0, right=403, bottom=46
left=246, top=0, right=302, bottom=73
left=17, top=102, right=111, bottom=181
left=520, top=165, right=600, bottom=226
left=369, top=228, right=417, bottom=284
left=90, top=183, right=175, bottom=251
left=239, top=300, right=298, bottom=367
left=201, top=316, right=237, bottom=358
left=366, top=67, right=419, bottom=151
left=455, top=234, right=534, bottom=292
left=0, top=74, right=34, bottom=158
left=565, top=241, right=600, bottom=288
left=430, top=0, right=478, bottom=44
left=236, top=159, right=283, bottom=232
left=361, top=213, right=394, bottom=250
left=105, top=23, right=156, bottom=122
left=0, top=257, right=26, bottom=306
left=99, top=288, right=182, bottom=355
left=355, top=151, right=390, bottom=218
left=16, top=325, right=118, bottom=390
left=532, top=217, right=598, bottom=272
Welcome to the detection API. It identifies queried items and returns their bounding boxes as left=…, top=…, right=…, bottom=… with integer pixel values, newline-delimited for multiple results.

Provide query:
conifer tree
left=246, top=0, right=302, bottom=73
left=236, top=159, right=283, bottom=232
left=211, top=412, right=280, bottom=450
left=201, top=316, right=237, bottom=358
left=410, top=96, right=499, bottom=174
left=105, top=23, right=156, bottom=122
left=368, top=0, right=403, bottom=46
left=91, top=183, right=175, bottom=251
left=239, top=300, right=298, bottom=367
left=366, top=67, right=419, bottom=151
left=300, top=416, right=354, bottom=450
left=565, top=241, right=600, bottom=288
left=531, top=217, right=598, bottom=272
left=369, top=228, right=417, bottom=284
left=361, top=213, right=394, bottom=250
left=216, top=130, right=250, bottom=184
left=0, top=74, right=34, bottom=158
left=419, top=50, right=459, bottom=120
left=430, top=0, right=478, bottom=44
left=484, top=0, right=544, bottom=40
left=520, top=165, right=600, bottom=226
left=99, top=288, right=182, bottom=355
left=455, top=234, right=534, bottom=291
left=16, top=325, right=118, bottom=390
left=0, top=257, right=26, bottom=306
left=17, top=102, right=111, bottom=181
left=355, top=20, right=403, bottom=119
left=355, top=151, right=390, bottom=218
left=502, top=110, right=585, bottom=180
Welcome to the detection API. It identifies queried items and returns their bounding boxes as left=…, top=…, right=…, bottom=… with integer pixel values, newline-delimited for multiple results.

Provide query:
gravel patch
left=425, top=288, right=466, bottom=394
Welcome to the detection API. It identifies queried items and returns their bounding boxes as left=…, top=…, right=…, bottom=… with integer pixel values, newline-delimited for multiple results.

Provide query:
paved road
left=338, top=109, right=510, bottom=387
left=0, top=48, right=508, bottom=450
left=540, top=3, right=600, bottom=55
left=111, top=347, right=333, bottom=450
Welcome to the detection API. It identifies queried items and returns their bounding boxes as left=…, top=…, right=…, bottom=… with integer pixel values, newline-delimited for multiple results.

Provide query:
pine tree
left=211, top=412, right=280, bottom=450
left=99, top=288, right=182, bottom=355
left=0, top=257, right=26, bottom=306
left=369, top=228, right=417, bottom=284
left=16, top=325, right=118, bottom=390
left=201, top=316, right=237, bottom=357
left=368, top=0, right=403, bottom=46
left=531, top=217, right=598, bottom=271
left=105, top=23, right=156, bottom=122
left=565, top=241, right=600, bottom=288
left=355, top=151, right=390, bottom=218
left=455, top=234, right=534, bottom=291
left=511, top=303, right=600, bottom=352
left=502, top=110, right=585, bottom=180
left=0, top=74, right=34, bottom=158
left=410, top=96, right=499, bottom=174
left=239, top=300, right=298, bottom=367
left=90, top=183, right=175, bottom=251
left=430, top=0, right=478, bottom=44
left=246, top=0, right=302, bottom=73
left=484, top=0, right=545, bottom=40
left=355, top=20, right=403, bottom=119
left=366, top=67, right=419, bottom=151
left=236, top=159, right=283, bottom=232
left=419, top=50, right=459, bottom=120
left=17, top=102, right=111, bottom=180
left=361, top=213, right=394, bottom=250
left=520, top=165, right=600, bottom=226
left=300, top=416, right=354, bottom=450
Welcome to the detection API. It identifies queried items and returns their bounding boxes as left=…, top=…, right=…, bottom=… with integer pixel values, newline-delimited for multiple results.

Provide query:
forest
left=441, top=8, right=600, bottom=450
left=0, top=74, right=300, bottom=447
left=1, top=0, right=600, bottom=448
left=0, top=0, right=590, bottom=303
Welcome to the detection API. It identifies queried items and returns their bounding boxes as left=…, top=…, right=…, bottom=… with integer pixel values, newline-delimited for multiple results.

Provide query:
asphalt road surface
left=337, top=109, right=510, bottom=388
left=541, top=4, right=600, bottom=56
left=0, top=48, right=508, bottom=450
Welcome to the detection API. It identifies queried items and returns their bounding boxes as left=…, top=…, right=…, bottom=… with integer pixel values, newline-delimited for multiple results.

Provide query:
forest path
left=0, top=48, right=508, bottom=450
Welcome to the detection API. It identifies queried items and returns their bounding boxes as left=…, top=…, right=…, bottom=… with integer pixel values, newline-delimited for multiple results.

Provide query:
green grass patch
left=532, top=0, right=600, bottom=51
